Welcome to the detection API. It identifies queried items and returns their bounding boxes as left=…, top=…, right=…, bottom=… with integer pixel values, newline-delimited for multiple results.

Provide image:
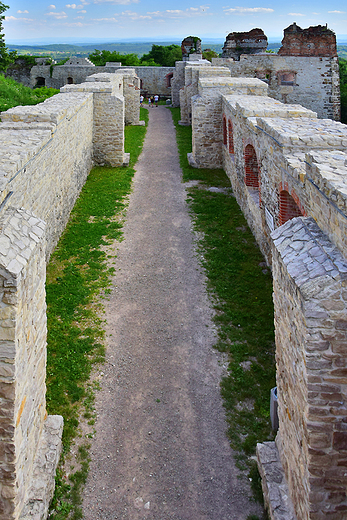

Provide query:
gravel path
left=82, top=106, right=262, bottom=519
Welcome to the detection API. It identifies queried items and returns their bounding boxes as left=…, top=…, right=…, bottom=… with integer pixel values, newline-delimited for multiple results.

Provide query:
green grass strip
left=47, top=108, right=148, bottom=518
left=170, top=106, right=276, bottom=464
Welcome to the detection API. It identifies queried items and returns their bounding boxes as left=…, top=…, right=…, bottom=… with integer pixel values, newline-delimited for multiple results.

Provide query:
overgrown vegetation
left=339, top=58, right=347, bottom=123
left=170, top=107, right=275, bottom=482
left=88, top=44, right=182, bottom=67
left=0, top=74, right=58, bottom=112
left=47, top=109, right=148, bottom=519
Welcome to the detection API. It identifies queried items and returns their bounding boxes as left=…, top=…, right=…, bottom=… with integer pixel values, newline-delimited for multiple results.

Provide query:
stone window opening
left=223, top=116, right=227, bottom=146
left=166, top=73, right=173, bottom=88
left=228, top=119, right=234, bottom=154
left=279, top=72, right=296, bottom=86
left=35, top=77, right=45, bottom=87
left=67, top=77, right=74, bottom=84
left=279, top=190, right=303, bottom=225
left=256, top=70, right=271, bottom=84
left=244, top=144, right=260, bottom=206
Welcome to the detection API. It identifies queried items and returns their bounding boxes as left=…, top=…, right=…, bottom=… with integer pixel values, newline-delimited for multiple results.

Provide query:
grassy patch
left=47, top=108, right=148, bottom=518
left=170, top=107, right=275, bottom=471
left=0, top=74, right=59, bottom=112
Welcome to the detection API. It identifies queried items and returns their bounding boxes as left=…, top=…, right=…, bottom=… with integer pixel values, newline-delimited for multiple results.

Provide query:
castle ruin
left=0, top=22, right=346, bottom=520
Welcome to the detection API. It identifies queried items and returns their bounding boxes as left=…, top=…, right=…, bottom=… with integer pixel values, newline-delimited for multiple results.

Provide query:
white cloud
left=93, top=0, right=138, bottom=3
left=288, top=12, right=305, bottom=16
left=17, top=10, right=29, bottom=14
left=328, top=10, right=345, bottom=13
left=223, top=6, right=274, bottom=14
left=5, top=15, right=34, bottom=22
left=78, top=9, right=87, bottom=12
left=62, top=21, right=85, bottom=26
left=46, top=11, right=68, bottom=18
left=48, top=4, right=56, bottom=8
left=144, top=6, right=210, bottom=19
left=66, top=3, right=85, bottom=8
left=92, top=16, right=119, bottom=21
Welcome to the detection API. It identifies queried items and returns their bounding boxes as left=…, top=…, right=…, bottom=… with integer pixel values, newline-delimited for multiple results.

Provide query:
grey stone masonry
left=0, top=206, right=62, bottom=520
left=191, top=76, right=268, bottom=169
left=212, top=54, right=340, bottom=120
left=305, top=150, right=347, bottom=260
left=271, top=216, right=347, bottom=520
left=62, top=73, right=126, bottom=168
left=0, top=91, right=94, bottom=257
left=257, top=441, right=297, bottom=520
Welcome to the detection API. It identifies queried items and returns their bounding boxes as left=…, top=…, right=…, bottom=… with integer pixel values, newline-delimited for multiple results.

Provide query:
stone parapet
left=0, top=207, right=62, bottom=520
left=272, top=217, right=347, bottom=519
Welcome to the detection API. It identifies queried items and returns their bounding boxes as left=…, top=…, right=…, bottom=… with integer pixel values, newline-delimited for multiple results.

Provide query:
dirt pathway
left=82, top=106, right=262, bottom=519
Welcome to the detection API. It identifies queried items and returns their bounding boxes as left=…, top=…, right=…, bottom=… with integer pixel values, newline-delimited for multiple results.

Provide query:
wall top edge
left=0, top=206, right=45, bottom=276
left=271, top=216, right=347, bottom=293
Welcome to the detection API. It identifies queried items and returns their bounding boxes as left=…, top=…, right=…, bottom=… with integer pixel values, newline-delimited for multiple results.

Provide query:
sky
left=3, top=0, right=347, bottom=44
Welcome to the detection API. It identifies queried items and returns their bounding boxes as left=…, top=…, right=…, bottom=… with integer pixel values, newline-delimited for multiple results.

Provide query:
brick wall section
left=272, top=217, right=347, bottom=520
left=244, top=144, right=260, bottom=188
left=279, top=190, right=303, bottom=224
left=0, top=207, right=47, bottom=520
left=278, top=23, right=337, bottom=58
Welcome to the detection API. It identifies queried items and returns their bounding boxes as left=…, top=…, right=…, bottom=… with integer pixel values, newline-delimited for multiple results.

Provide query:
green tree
left=140, top=44, right=182, bottom=67
left=88, top=49, right=142, bottom=67
left=202, top=49, right=219, bottom=62
left=0, top=2, right=16, bottom=72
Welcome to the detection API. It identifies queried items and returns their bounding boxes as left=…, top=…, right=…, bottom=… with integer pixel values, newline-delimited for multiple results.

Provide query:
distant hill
left=6, top=41, right=347, bottom=61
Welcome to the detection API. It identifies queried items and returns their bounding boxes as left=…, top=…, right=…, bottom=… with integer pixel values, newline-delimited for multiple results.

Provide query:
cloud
left=62, top=21, right=86, bottom=26
left=66, top=3, right=85, bottom=8
left=78, top=9, right=87, bottom=12
left=5, top=15, right=34, bottom=22
left=288, top=12, right=305, bottom=16
left=17, top=10, right=29, bottom=14
left=328, top=10, right=345, bottom=13
left=93, top=0, right=138, bottom=3
left=223, top=6, right=274, bottom=14
left=46, top=11, right=68, bottom=18
left=92, top=16, right=119, bottom=21
left=48, top=4, right=56, bottom=8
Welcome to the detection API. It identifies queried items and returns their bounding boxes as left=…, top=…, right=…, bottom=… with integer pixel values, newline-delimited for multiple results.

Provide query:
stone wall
left=29, top=61, right=173, bottom=97
left=185, top=63, right=347, bottom=518
left=212, top=54, right=341, bottom=121
left=0, top=70, right=135, bottom=519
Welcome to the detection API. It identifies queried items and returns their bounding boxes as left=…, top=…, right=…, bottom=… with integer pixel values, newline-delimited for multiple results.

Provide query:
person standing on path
left=154, top=94, right=159, bottom=107
left=82, top=106, right=263, bottom=520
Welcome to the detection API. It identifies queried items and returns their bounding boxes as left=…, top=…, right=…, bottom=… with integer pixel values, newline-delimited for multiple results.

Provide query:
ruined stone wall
left=0, top=207, right=54, bottom=520
left=272, top=217, right=347, bottom=519
left=189, top=72, right=267, bottom=170
left=186, top=67, right=347, bottom=517
left=212, top=54, right=341, bottom=121
left=0, top=92, right=94, bottom=256
left=0, top=71, right=130, bottom=519
left=29, top=63, right=173, bottom=97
